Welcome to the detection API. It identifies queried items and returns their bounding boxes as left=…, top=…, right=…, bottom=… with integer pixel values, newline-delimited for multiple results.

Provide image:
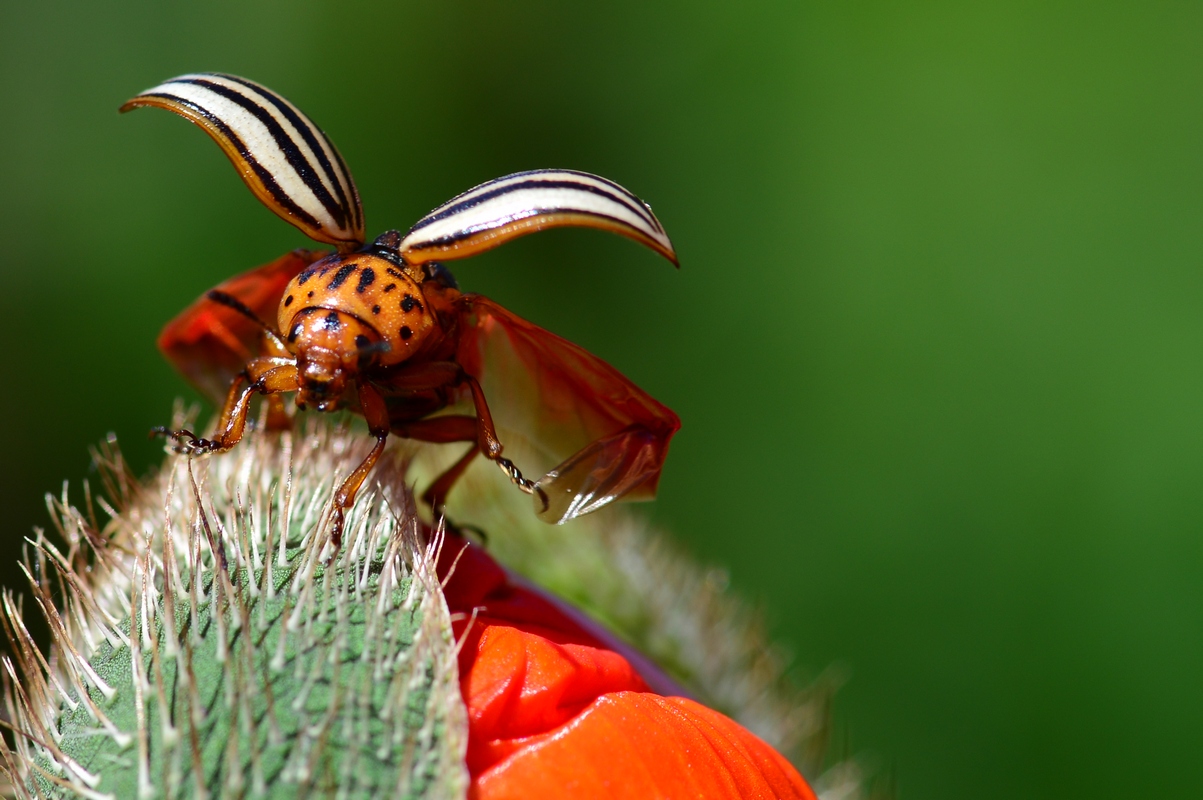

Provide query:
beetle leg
left=390, top=415, right=479, bottom=442
left=387, top=416, right=480, bottom=513
left=259, top=334, right=294, bottom=430
left=263, top=395, right=292, bottom=431
left=380, top=360, right=463, bottom=392
left=388, top=377, right=545, bottom=510
left=155, top=357, right=297, bottom=455
left=421, top=443, right=480, bottom=514
left=328, top=382, right=391, bottom=549
left=460, top=375, right=544, bottom=501
left=263, top=330, right=291, bottom=358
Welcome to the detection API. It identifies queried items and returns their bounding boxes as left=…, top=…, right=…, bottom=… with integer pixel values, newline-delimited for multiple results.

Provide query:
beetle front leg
left=154, top=357, right=298, bottom=455
left=328, top=382, right=391, bottom=549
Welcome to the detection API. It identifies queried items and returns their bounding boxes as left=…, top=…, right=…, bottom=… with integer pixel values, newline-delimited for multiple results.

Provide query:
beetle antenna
left=206, top=290, right=287, bottom=347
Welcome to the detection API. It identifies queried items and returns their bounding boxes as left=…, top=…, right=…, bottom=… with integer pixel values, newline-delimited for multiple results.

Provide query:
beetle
left=122, top=73, right=680, bottom=546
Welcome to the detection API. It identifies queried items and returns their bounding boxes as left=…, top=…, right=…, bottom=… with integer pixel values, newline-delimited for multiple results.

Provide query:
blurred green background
left=2, top=1, right=1201, bottom=797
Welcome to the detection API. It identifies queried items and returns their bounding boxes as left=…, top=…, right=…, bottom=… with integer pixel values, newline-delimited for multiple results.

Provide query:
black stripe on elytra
left=173, top=78, right=349, bottom=231
left=328, top=127, right=363, bottom=232
left=406, top=209, right=645, bottom=252
left=206, top=290, right=272, bottom=331
left=356, top=267, right=376, bottom=293
left=328, top=263, right=357, bottom=289
left=214, top=74, right=358, bottom=233
left=142, top=92, right=322, bottom=233
left=407, top=173, right=661, bottom=236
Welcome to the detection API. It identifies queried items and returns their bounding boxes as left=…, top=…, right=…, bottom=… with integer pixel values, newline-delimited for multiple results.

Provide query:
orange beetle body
left=278, top=245, right=440, bottom=373
left=130, top=73, right=680, bottom=545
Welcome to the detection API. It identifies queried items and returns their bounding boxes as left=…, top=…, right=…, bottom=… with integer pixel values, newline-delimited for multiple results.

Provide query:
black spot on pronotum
left=284, top=295, right=294, bottom=307
left=328, top=263, right=357, bottom=290
left=356, top=267, right=376, bottom=294
left=386, top=267, right=405, bottom=279
left=355, top=334, right=371, bottom=350
left=324, top=311, right=341, bottom=330
left=297, top=269, right=316, bottom=285
left=383, top=283, right=396, bottom=293
left=401, top=294, right=417, bottom=313
left=372, top=305, right=381, bottom=315
left=307, top=290, right=315, bottom=298
left=400, top=325, right=413, bottom=340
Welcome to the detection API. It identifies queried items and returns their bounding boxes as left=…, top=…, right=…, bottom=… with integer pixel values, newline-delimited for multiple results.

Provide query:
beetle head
left=295, top=350, right=347, bottom=412
left=286, top=308, right=384, bottom=412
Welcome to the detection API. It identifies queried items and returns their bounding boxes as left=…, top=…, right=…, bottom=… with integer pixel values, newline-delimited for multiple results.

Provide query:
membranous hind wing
left=455, top=295, right=680, bottom=523
left=159, top=249, right=324, bottom=402
left=400, top=169, right=681, bottom=523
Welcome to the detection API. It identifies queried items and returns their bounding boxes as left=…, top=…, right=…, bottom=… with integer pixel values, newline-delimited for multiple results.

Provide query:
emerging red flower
left=439, top=533, right=817, bottom=800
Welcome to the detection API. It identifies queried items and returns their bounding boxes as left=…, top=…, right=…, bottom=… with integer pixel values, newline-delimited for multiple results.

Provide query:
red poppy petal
left=472, top=692, right=816, bottom=800
left=461, top=620, right=650, bottom=773
left=439, top=532, right=815, bottom=798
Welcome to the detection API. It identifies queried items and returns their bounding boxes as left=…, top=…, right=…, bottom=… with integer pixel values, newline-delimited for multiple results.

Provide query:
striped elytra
left=397, top=169, right=678, bottom=266
left=134, top=73, right=682, bottom=544
left=121, top=74, right=364, bottom=249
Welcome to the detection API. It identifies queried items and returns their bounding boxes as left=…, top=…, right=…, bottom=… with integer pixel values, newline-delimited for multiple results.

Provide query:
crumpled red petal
left=437, top=534, right=816, bottom=800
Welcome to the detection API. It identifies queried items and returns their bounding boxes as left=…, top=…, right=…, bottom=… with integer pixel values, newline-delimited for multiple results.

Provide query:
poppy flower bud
left=0, top=421, right=830, bottom=798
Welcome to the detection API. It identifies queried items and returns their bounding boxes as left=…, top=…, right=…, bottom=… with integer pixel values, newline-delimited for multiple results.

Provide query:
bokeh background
left=2, top=1, right=1201, bottom=797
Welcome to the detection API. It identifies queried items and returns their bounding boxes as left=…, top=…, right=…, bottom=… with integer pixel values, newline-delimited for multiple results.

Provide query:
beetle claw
left=328, top=509, right=345, bottom=555
left=151, top=426, right=222, bottom=456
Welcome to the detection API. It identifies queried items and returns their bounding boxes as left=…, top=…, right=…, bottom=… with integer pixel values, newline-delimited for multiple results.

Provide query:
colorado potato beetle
left=123, top=73, right=680, bottom=546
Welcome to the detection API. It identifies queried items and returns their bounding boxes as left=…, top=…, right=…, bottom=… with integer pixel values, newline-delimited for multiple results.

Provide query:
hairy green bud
left=1, top=413, right=869, bottom=799
left=2, top=418, right=465, bottom=799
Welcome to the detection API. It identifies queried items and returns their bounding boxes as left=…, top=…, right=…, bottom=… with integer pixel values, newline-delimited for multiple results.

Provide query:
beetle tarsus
left=151, top=426, right=223, bottom=456
left=495, top=456, right=536, bottom=494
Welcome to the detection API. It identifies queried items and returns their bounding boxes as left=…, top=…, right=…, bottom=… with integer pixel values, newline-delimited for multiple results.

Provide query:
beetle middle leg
left=391, top=375, right=547, bottom=513
left=461, top=375, right=546, bottom=506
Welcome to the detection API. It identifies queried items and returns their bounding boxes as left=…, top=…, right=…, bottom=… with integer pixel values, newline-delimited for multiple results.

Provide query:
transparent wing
left=455, top=294, right=680, bottom=523
left=399, top=170, right=678, bottom=266
left=122, top=73, right=364, bottom=250
left=158, top=249, right=324, bottom=403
